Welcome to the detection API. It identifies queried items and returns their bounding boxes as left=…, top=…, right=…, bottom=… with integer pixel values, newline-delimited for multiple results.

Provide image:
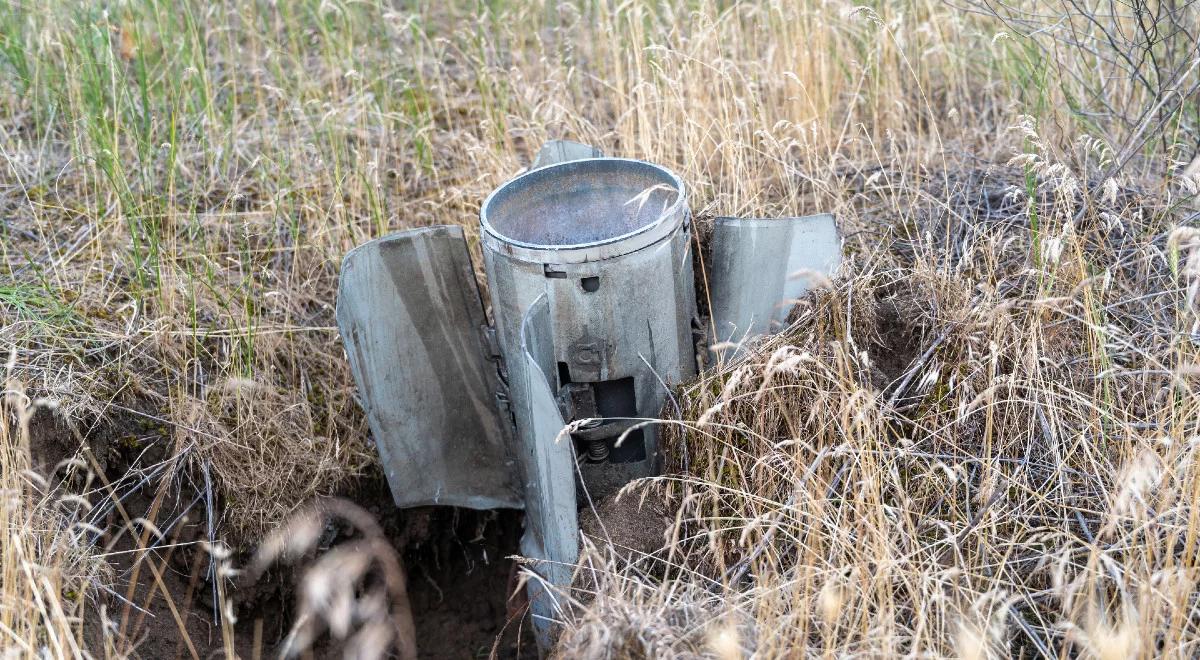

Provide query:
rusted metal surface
left=335, top=226, right=522, bottom=510
left=708, top=214, right=841, bottom=356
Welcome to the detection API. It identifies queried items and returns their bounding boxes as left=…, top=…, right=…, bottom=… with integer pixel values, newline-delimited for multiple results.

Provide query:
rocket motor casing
left=336, top=146, right=843, bottom=653
left=479, top=157, right=698, bottom=644
left=483, top=217, right=699, bottom=488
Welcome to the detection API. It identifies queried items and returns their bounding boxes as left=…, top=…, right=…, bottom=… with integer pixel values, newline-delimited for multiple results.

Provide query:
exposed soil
left=403, top=512, right=534, bottom=659
left=27, top=405, right=268, bottom=658
left=579, top=490, right=670, bottom=560
left=361, top=478, right=538, bottom=660
left=869, top=295, right=929, bottom=389
left=27, top=404, right=537, bottom=659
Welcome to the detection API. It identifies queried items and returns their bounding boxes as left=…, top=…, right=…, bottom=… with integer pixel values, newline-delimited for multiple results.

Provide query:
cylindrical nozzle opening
left=481, top=158, right=686, bottom=260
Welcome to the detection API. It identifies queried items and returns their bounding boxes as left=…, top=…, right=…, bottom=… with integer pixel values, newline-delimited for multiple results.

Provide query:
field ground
left=2, top=0, right=1200, bottom=657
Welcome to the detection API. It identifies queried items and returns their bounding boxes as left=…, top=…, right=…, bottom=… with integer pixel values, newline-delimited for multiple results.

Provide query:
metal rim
left=480, top=157, right=688, bottom=263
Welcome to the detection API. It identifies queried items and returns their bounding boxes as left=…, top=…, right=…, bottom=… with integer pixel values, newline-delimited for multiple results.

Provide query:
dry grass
left=1, top=0, right=1198, bottom=657
left=2, top=364, right=115, bottom=656
left=560, top=157, right=1200, bottom=656
left=244, top=498, right=416, bottom=659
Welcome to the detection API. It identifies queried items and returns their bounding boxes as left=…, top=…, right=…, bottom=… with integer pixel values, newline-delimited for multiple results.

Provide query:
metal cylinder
left=480, top=157, right=697, bottom=645
left=481, top=158, right=697, bottom=500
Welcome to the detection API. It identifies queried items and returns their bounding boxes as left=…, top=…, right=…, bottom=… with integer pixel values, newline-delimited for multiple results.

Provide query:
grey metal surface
left=515, top=295, right=577, bottom=649
left=480, top=155, right=697, bottom=649
left=708, top=214, right=841, bottom=354
left=482, top=203, right=698, bottom=504
left=530, top=139, right=603, bottom=170
left=481, top=158, right=687, bottom=264
left=336, top=226, right=522, bottom=510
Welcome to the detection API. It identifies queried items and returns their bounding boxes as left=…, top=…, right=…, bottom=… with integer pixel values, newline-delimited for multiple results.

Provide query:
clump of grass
left=0, top=365, right=110, bottom=657
left=557, top=143, right=1199, bottom=656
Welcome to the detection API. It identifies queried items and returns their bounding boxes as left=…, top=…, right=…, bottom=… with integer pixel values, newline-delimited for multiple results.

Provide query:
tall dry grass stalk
left=243, top=498, right=417, bottom=659
left=1, top=361, right=107, bottom=657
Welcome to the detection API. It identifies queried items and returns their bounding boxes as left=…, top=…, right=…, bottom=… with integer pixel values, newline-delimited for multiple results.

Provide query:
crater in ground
left=28, top=406, right=536, bottom=659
